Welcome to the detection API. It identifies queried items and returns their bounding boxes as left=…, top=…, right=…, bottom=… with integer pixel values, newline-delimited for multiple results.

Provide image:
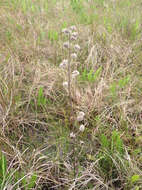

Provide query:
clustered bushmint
left=60, top=25, right=85, bottom=138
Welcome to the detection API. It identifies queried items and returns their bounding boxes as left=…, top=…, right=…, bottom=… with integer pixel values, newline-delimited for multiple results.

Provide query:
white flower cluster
left=61, top=25, right=81, bottom=88
left=61, top=26, right=85, bottom=137
left=69, top=111, right=85, bottom=139
left=77, top=111, right=85, bottom=132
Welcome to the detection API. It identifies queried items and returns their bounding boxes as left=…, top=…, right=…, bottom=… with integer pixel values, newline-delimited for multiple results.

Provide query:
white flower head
left=63, top=81, right=68, bottom=88
left=62, top=28, right=71, bottom=35
left=71, top=53, right=77, bottom=59
left=70, top=132, right=76, bottom=138
left=63, top=41, right=70, bottom=49
left=74, top=44, right=81, bottom=52
left=72, top=70, right=80, bottom=78
left=79, top=124, right=85, bottom=132
left=69, top=25, right=77, bottom=31
left=59, top=59, right=68, bottom=68
left=77, top=111, right=85, bottom=122
left=70, top=35, right=77, bottom=41
left=72, top=32, right=78, bottom=37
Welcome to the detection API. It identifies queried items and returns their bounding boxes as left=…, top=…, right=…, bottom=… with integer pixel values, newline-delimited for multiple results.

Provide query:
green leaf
left=111, top=131, right=124, bottom=154
left=87, top=69, right=94, bottom=82
left=27, top=174, right=37, bottom=188
left=100, top=134, right=109, bottom=149
left=131, top=175, right=140, bottom=183
left=0, top=153, right=7, bottom=178
left=81, top=69, right=87, bottom=81
left=21, top=172, right=27, bottom=187
left=118, top=75, right=130, bottom=89
left=93, top=66, right=102, bottom=81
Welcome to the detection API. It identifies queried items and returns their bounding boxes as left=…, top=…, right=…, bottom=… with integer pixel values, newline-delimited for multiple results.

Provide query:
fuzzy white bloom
left=77, top=111, right=85, bottom=122
left=72, top=32, right=78, bottom=37
left=63, top=81, right=68, bottom=88
left=71, top=53, right=77, bottom=59
left=71, top=32, right=78, bottom=41
left=59, top=59, right=68, bottom=68
left=69, top=25, right=77, bottom=31
left=63, top=41, right=70, bottom=49
left=62, top=28, right=71, bottom=35
left=74, top=44, right=81, bottom=52
left=79, top=124, right=85, bottom=132
left=70, top=132, right=76, bottom=138
left=72, top=70, right=80, bottom=78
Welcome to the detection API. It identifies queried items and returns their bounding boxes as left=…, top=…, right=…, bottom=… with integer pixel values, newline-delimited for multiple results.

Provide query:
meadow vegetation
left=0, top=0, right=142, bottom=189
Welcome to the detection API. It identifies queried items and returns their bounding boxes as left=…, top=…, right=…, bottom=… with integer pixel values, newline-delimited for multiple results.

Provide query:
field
left=0, top=0, right=142, bottom=189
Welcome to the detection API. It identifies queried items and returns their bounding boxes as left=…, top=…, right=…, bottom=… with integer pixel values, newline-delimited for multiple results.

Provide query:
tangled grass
left=0, top=0, right=142, bottom=189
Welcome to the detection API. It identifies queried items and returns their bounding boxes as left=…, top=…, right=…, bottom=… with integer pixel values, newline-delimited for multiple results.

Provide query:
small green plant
left=98, top=131, right=125, bottom=179
left=0, top=151, right=37, bottom=189
left=48, top=30, right=59, bottom=43
left=70, top=0, right=84, bottom=14
left=110, top=75, right=130, bottom=98
left=37, top=86, right=47, bottom=107
left=81, top=66, right=102, bottom=82
left=14, top=171, right=37, bottom=189
left=0, top=152, right=7, bottom=187
left=100, top=131, right=124, bottom=155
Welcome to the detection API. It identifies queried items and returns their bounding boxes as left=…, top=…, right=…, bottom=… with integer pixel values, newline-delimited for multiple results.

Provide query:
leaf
left=131, top=175, right=140, bottom=183
left=87, top=69, right=94, bottom=82
left=100, top=134, right=109, bottom=149
left=118, top=75, right=130, bottom=89
left=110, top=82, right=117, bottom=97
left=28, top=174, right=37, bottom=188
left=93, top=66, right=102, bottom=81
left=111, top=131, right=124, bottom=154
left=0, top=153, right=7, bottom=178
left=21, top=172, right=27, bottom=187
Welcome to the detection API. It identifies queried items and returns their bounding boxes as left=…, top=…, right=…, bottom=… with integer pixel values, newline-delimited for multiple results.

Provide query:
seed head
left=74, top=44, right=81, bottom=52
left=77, top=111, right=85, bottom=122
left=79, top=124, right=85, bottom=132
left=72, top=70, right=80, bottom=78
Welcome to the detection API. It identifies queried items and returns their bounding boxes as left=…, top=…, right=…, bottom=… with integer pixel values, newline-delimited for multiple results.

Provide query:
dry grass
left=0, top=0, right=142, bottom=189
